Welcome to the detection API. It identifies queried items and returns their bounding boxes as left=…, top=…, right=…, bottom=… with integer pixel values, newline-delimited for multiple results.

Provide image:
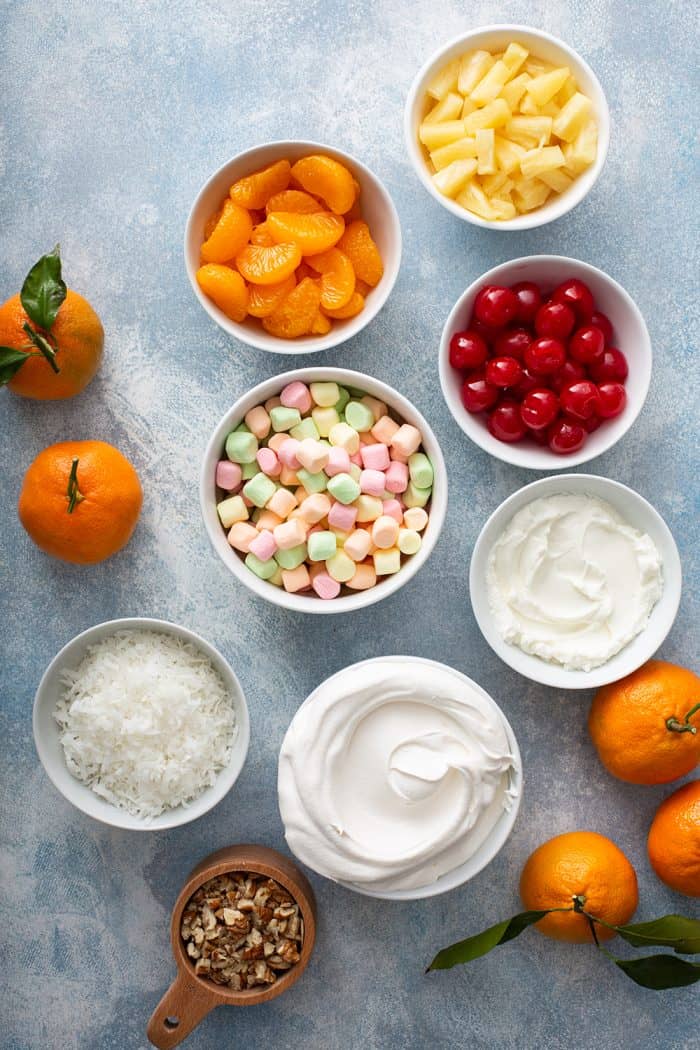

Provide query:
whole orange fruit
left=1, top=289, right=103, bottom=399
left=18, top=441, right=142, bottom=564
left=588, top=661, right=700, bottom=785
left=647, top=780, right=700, bottom=897
left=519, top=831, right=638, bottom=943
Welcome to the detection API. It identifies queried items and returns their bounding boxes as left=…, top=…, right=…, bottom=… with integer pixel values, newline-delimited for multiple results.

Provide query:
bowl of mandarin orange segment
left=185, top=142, right=402, bottom=353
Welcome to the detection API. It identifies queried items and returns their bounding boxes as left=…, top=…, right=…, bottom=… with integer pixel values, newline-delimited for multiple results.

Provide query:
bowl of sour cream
left=470, top=475, right=682, bottom=689
left=277, top=656, right=522, bottom=900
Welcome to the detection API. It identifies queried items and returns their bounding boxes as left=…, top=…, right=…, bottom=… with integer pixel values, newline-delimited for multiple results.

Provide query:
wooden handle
left=147, top=971, right=219, bottom=1048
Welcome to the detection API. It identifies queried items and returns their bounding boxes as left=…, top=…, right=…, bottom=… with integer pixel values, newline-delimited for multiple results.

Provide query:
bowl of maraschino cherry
left=438, top=256, right=651, bottom=469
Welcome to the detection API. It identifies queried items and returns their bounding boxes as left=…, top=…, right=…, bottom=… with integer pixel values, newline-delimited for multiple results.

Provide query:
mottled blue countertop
left=1, top=2, right=698, bottom=1048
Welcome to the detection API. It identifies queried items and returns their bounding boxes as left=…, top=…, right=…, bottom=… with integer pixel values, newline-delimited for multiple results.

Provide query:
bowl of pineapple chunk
left=405, top=25, right=609, bottom=229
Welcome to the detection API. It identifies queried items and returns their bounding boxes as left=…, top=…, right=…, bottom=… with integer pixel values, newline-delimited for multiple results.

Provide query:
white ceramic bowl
left=185, top=140, right=402, bottom=354
left=470, top=475, right=682, bottom=689
left=201, top=368, right=447, bottom=614
left=33, top=618, right=250, bottom=830
left=278, top=656, right=523, bottom=901
left=404, top=25, right=610, bottom=230
left=439, top=256, right=652, bottom=469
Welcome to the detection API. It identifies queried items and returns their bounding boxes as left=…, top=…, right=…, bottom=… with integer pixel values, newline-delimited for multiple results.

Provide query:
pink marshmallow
left=216, top=460, right=242, bottom=491
left=328, top=501, right=358, bottom=531
left=360, top=443, right=390, bottom=471
left=382, top=499, right=403, bottom=524
left=256, top=447, right=281, bottom=477
left=349, top=451, right=363, bottom=467
left=385, top=460, right=409, bottom=493
left=280, top=381, right=312, bottom=414
left=248, top=529, right=277, bottom=561
left=360, top=469, right=386, bottom=497
left=278, top=438, right=301, bottom=469
left=312, top=572, right=341, bottom=600
left=325, top=446, right=351, bottom=477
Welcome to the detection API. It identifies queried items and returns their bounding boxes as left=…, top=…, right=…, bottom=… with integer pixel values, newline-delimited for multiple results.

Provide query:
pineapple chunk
left=552, top=92, right=592, bottom=142
left=476, top=128, right=496, bottom=174
left=424, top=92, right=463, bottom=124
left=500, top=72, right=531, bottom=111
left=524, top=58, right=554, bottom=76
left=555, top=75, right=578, bottom=106
left=481, top=171, right=513, bottom=196
left=458, top=50, right=494, bottom=95
left=419, top=119, right=466, bottom=150
left=430, top=136, right=478, bottom=171
left=518, top=93, right=541, bottom=115
left=538, top=168, right=574, bottom=193
left=463, top=98, right=511, bottom=133
left=470, top=60, right=511, bottom=104
left=461, top=96, right=478, bottom=118
left=512, top=176, right=551, bottom=212
left=520, top=145, right=565, bottom=179
left=526, top=67, right=570, bottom=106
left=502, top=42, right=528, bottom=75
left=426, top=57, right=460, bottom=100
left=565, top=118, right=598, bottom=172
left=489, top=197, right=517, bottom=220
left=456, top=181, right=496, bottom=220
left=505, top=115, right=553, bottom=147
left=432, top=159, right=478, bottom=198
left=494, top=134, right=527, bottom=174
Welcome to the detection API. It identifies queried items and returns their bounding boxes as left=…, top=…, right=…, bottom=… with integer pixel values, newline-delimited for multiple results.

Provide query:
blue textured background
left=1, top=2, right=698, bottom=1048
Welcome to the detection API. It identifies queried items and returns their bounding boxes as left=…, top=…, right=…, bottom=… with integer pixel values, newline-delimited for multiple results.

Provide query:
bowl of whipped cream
left=470, top=474, right=682, bottom=689
left=277, top=656, right=522, bottom=899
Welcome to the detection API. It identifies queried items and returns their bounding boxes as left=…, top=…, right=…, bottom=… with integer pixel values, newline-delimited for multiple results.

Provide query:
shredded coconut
left=55, top=630, right=237, bottom=820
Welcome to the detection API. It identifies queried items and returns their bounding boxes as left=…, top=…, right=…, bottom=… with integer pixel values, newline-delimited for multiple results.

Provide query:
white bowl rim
left=200, top=366, right=448, bottom=614
left=32, top=616, right=251, bottom=831
left=278, top=654, right=523, bottom=900
left=404, top=23, right=610, bottom=231
left=469, top=474, right=682, bottom=689
left=184, top=139, right=402, bottom=354
left=438, top=254, right=652, bottom=469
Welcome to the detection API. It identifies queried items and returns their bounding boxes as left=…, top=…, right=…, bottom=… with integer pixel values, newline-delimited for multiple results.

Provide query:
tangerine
left=262, top=278, right=321, bottom=338
left=267, top=211, right=344, bottom=256
left=196, top=265, right=248, bottom=322
left=235, top=242, right=301, bottom=285
left=265, top=190, right=323, bottom=215
left=337, top=220, right=384, bottom=286
left=647, top=780, right=700, bottom=897
left=290, top=155, right=356, bottom=214
left=321, top=290, right=365, bottom=319
left=229, top=159, right=291, bottom=210
left=247, top=274, right=296, bottom=319
left=201, top=200, right=252, bottom=264
left=306, top=248, right=356, bottom=310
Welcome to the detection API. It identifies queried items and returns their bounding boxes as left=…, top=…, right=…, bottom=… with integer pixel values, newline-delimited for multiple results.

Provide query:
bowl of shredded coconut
left=33, top=618, right=250, bottom=830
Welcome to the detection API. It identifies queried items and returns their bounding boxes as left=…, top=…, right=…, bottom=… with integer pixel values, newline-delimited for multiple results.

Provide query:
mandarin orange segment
left=203, top=206, right=223, bottom=241
left=247, top=274, right=297, bottom=318
left=290, top=155, right=356, bottom=215
left=321, top=290, right=365, bottom=319
left=265, top=189, right=323, bottom=215
left=355, top=279, right=373, bottom=297
left=201, top=201, right=253, bottom=264
left=337, top=220, right=384, bottom=286
left=306, top=247, right=356, bottom=310
left=235, top=242, right=302, bottom=285
left=196, top=264, right=249, bottom=322
left=250, top=221, right=275, bottom=246
left=229, top=159, right=291, bottom=210
left=310, top=311, right=332, bottom=335
left=262, top=277, right=321, bottom=338
left=267, top=211, right=345, bottom=256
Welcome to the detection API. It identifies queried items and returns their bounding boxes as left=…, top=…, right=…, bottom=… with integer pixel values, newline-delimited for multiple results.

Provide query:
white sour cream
left=487, top=493, right=663, bottom=671
left=277, top=659, right=517, bottom=893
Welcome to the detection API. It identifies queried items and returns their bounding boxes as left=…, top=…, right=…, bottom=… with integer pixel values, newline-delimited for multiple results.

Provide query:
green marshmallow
left=403, top=480, right=432, bottom=509
left=344, top=400, right=374, bottom=432
left=290, top=417, right=320, bottom=441
left=334, top=386, right=350, bottom=413
left=235, top=421, right=251, bottom=433
left=270, top=406, right=302, bottom=432
left=311, top=405, right=340, bottom=437
left=310, top=381, right=340, bottom=407
left=307, top=530, right=337, bottom=561
left=408, top=453, right=434, bottom=489
left=241, top=460, right=259, bottom=480
left=346, top=385, right=367, bottom=399
left=297, top=468, right=327, bottom=493
left=225, top=430, right=258, bottom=464
left=274, top=544, right=307, bottom=570
left=245, top=552, right=278, bottom=580
left=327, top=472, right=361, bottom=505
left=242, top=472, right=277, bottom=508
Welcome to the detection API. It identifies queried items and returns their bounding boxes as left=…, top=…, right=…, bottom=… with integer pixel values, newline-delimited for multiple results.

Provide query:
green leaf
left=427, top=911, right=549, bottom=971
left=615, top=915, right=700, bottom=955
left=20, top=245, right=66, bottom=330
left=0, top=345, right=30, bottom=385
left=605, top=950, right=700, bottom=990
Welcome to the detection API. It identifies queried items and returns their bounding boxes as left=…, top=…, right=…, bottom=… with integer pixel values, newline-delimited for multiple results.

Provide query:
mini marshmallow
left=360, top=443, right=391, bottom=471
left=360, top=469, right=386, bottom=497
left=403, top=506, right=429, bottom=531
left=242, top=472, right=277, bottom=508
left=384, top=460, right=409, bottom=494
left=248, top=529, right=277, bottom=562
left=244, top=552, right=278, bottom=579
left=373, top=547, right=401, bottom=575
left=372, top=515, right=400, bottom=549
left=311, top=572, right=341, bottom=600
left=270, top=405, right=302, bottom=432
left=390, top=423, right=422, bottom=458
left=381, top=499, right=404, bottom=524
left=398, top=528, right=422, bottom=555
left=227, top=521, right=258, bottom=552
left=244, top=405, right=271, bottom=439
left=371, top=415, right=400, bottom=444
left=298, top=493, right=331, bottom=524
left=256, top=447, right=281, bottom=477
left=290, top=417, right=320, bottom=441
left=264, top=396, right=282, bottom=413
left=344, top=400, right=374, bottom=432
left=255, top=509, right=284, bottom=532
left=274, top=518, right=307, bottom=550
left=277, top=438, right=301, bottom=468
left=326, top=550, right=357, bottom=583
left=329, top=422, right=360, bottom=454
left=279, top=467, right=299, bottom=487
left=325, top=446, right=351, bottom=477
left=297, top=468, right=328, bottom=494
left=310, top=381, right=340, bottom=407
left=216, top=460, right=242, bottom=491
left=275, top=544, right=307, bottom=570
left=296, top=438, right=330, bottom=474
left=307, top=530, right=337, bottom=562
left=403, top=480, right=431, bottom=509
left=280, top=381, right=312, bottom=414
left=217, top=495, right=249, bottom=528
left=282, top=564, right=311, bottom=593
left=361, top=395, right=388, bottom=421
left=241, top=460, right=259, bottom=480
left=328, top=501, right=358, bottom=531
left=267, top=432, right=289, bottom=454
left=346, top=561, right=377, bottom=590
left=311, top=405, right=340, bottom=437
left=328, top=527, right=350, bottom=546
left=349, top=451, right=363, bottom=467
left=225, top=431, right=258, bottom=464
left=409, top=452, right=434, bottom=489
left=327, top=472, right=361, bottom=505
left=266, top=487, right=297, bottom=520
left=355, top=494, right=383, bottom=522
left=344, top=529, right=372, bottom=562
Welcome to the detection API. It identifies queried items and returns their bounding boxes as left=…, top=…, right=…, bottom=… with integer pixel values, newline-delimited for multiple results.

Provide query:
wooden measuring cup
left=147, top=844, right=317, bottom=1048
